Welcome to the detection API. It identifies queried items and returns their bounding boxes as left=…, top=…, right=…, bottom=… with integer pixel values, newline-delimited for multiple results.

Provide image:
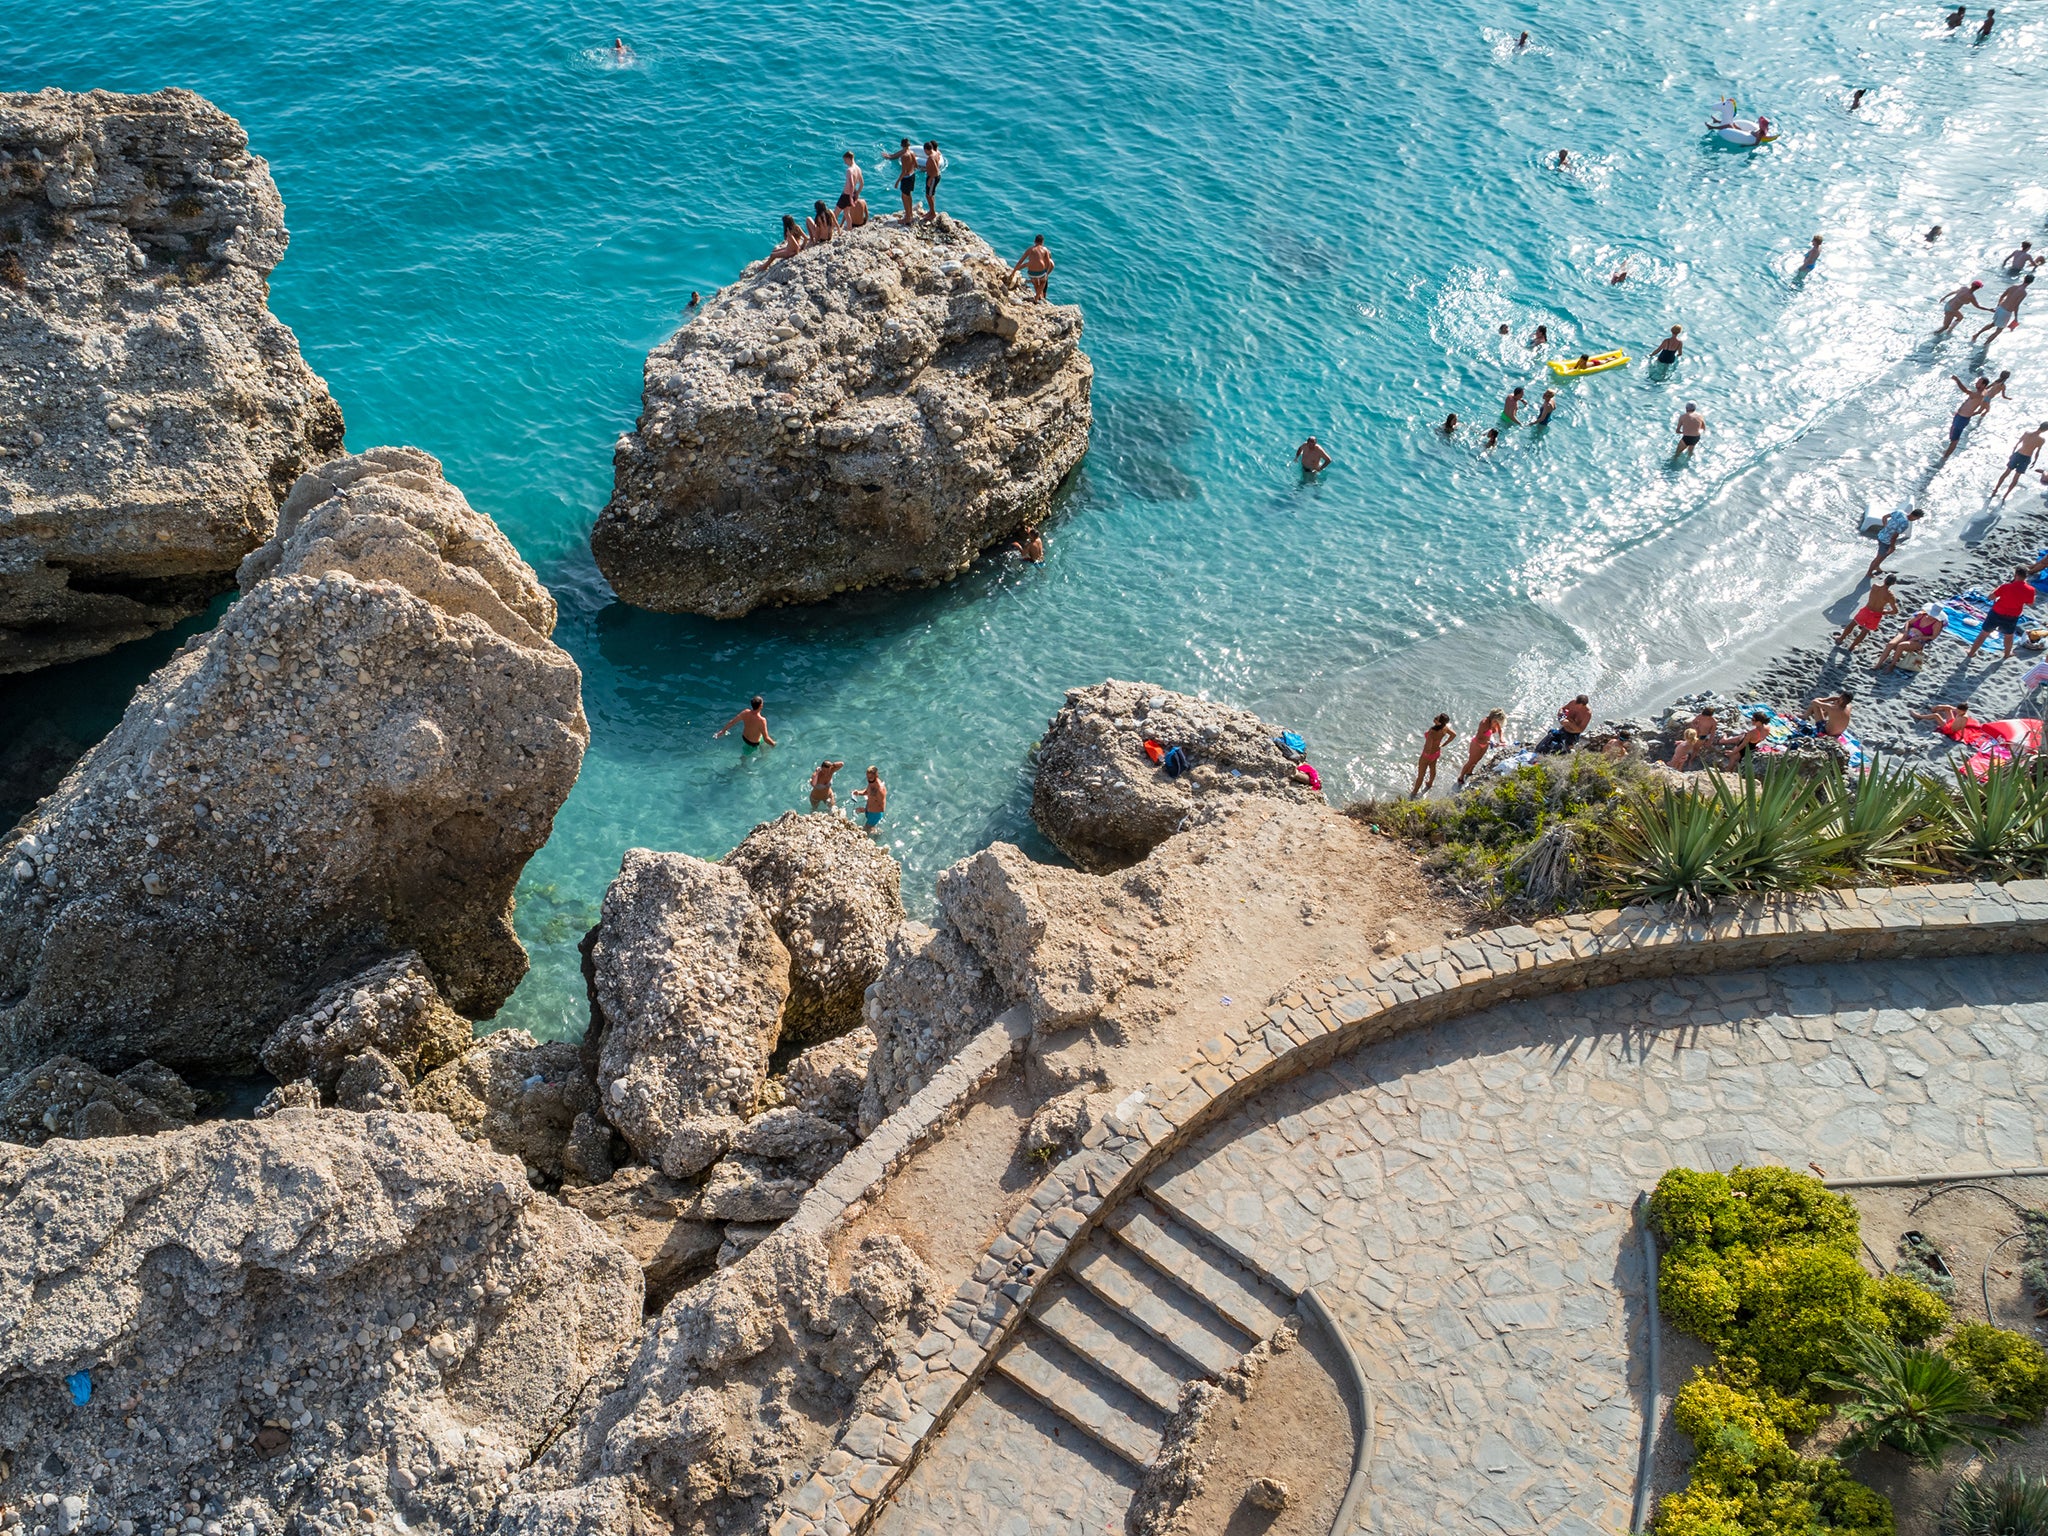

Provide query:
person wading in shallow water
left=809, top=759, right=844, bottom=811
left=851, top=766, right=888, bottom=830
left=1294, top=437, right=1332, bottom=474
left=715, top=696, right=776, bottom=749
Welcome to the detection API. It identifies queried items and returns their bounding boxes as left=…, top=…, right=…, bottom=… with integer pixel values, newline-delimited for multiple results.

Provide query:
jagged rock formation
left=725, top=812, right=903, bottom=1045
left=0, top=1053, right=194, bottom=1145
left=0, top=446, right=586, bottom=1076
left=558, top=1167, right=722, bottom=1312
left=0, top=1111, right=641, bottom=1535
left=858, top=919, right=1003, bottom=1135
left=414, top=1027, right=602, bottom=1185
left=582, top=849, right=791, bottom=1174
left=0, top=88, right=344, bottom=672
left=776, top=1025, right=874, bottom=1136
left=1032, top=680, right=1321, bottom=870
left=593, top=217, right=1091, bottom=617
left=259, top=950, right=474, bottom=1097
left=501, top=1229, right=939, bottom=1536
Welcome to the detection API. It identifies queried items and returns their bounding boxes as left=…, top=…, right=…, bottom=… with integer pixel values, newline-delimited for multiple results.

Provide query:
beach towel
left=1938, top=592, right=1992, bottom=645
left=1277, top=731, right=1307, bottom=757
left=1743, top=704, right=1868, bottom=772
left=1963, top=717, right=2044, bottom=778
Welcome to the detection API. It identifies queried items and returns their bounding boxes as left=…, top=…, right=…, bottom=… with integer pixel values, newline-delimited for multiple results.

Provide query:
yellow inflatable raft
left=1549, top=350, right=1630, bottom=377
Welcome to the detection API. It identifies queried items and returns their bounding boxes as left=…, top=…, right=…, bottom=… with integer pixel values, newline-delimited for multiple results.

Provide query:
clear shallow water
left=7, top=0, right=2046, bottom=1036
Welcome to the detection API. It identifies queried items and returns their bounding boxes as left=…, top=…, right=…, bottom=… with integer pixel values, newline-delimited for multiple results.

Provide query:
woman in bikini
left=767, top=214, right=805, bottom=265
left=1876, top=606, right=1943, bottom=672
left=1455, top=709, right=1505, bottom=787
left=1670, top=728, right=1704, bottom=771
left=1723, top=711, right=1772, bottom=769
left=805, top=200, right=835, bottom=246
left=1411, top=714, right=1457, bottom=796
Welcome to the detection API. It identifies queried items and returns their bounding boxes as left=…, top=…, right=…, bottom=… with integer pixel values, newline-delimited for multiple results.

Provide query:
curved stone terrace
left=766, top=882, right=2048, bottom=1536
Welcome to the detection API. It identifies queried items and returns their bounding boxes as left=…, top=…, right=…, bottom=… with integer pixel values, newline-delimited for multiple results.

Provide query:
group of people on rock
left=765, top=141, right=945, bottom=265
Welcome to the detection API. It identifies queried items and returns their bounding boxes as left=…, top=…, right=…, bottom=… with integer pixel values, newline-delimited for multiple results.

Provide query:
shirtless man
left=1942, top=375, right=1993, bottom=459
left=1994, top=422, right=2048, bottom=500
left=1833, top=575, right=1898, bottom=652
left=835, top=151, right=864, bottom=228
left=1940, top=279, right=1987, bottom=333
left=1944, top=3, right=1965, bottom=24
left=1009, top=235, right=1055, bottom=301
left=885, top=138, right=919, bottom=225
left=2005, top=241, right=2044, bottom=277
left=1502, top=386, right=1526, bottom=423
left=919, top=141, right=944, bottom=220
left=1973, top=273, right=2033, bottom=341
left=1804, top=692, right=1853, bottom=738
left=1294, top=437, right=1332, bottom=474
left=1674, top=402, right=1706, bottom=456
left=1688, top=707, right=1722, bottom=755
left=1010, top=525, right=1044, bottom=562
left=714, top=695, right=776, bottom=748
left=809, top=759, right=845, bottom=811
left=850, top=766, right=888, bottom=831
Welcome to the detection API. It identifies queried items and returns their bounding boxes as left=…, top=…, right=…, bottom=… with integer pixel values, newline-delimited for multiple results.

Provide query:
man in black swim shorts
left=835, top=151, right=863, bottom=225
left=886, top=139, right=918, bottom=225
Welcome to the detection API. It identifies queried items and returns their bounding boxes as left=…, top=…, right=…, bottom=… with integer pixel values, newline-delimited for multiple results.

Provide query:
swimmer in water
left=1850, top=88, right=1867, bottom=109
left=1978, top=9, right=1995, bottom=35
left=715, top=696, right=777, bottom=748
left=1009, top=525, right=1045, bottom=562
left=1556, top=148, right=1570, bottom=168
left=1502, top=385, right=1526, bottom=423
left=1497, top=323, right=1510, bottom=339
left=1515, top=30, right=1531, bottom=48
left=850, top=766, right=887, bottom=831
left=687, top=291, right=700, bottom=307
left=1653, top=326, right=1683, bottom=364
left=612, top=36, right=628, bottom=58
left=1534, top=389, right=1558, bottom=425
left=809, top=759, right=845, bottom=812
left=1527, top=323, right=1549, bottom=347
left=1926, top=224, right=1944, bottom=242
left=1294, top=436, right=1332, bottom=475
left=1799, top=234, right=1822, bottom=273
left=1441, top=413, right=1459, bottom=435
left=1945, top=4, right=1965, bottom=24
left=1675, top=402, right=1706, bottom=457
left=1609, top=265, right=1630, bottom=285
left=1482, top=427, right=1500, bottom=451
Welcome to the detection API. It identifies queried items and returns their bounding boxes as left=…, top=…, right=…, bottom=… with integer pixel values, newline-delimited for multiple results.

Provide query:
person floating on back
left=1411, top=715, right=1457, bottom=796
left=1294, top=437, right=1332, bottom=474
left=1010, top=235, right=1055, bottom=301
left=715, top=696, right=776, bottom=749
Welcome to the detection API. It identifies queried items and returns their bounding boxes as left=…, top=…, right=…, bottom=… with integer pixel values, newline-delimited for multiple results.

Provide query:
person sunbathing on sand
left=1802, top=692, right=1853, bottom=739
left=1913, top=702, right=1976, bottom=736
left=1876, top=606, right=1943, bottom=671
left=1724, top=711, right=1772, bottom=768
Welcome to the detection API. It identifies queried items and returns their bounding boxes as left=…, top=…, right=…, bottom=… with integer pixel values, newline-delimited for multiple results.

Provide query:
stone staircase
left=990, top=1189, right=1296, bottom=1470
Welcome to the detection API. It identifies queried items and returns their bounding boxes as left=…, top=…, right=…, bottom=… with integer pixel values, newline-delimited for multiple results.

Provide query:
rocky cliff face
left=593, top=217, right=1091, bottom=617
left=0, top=1111, right=642, bottom=1536
left=0, top=88, right=344, bottom=672
left=0, top=447, right=586, bottom=1075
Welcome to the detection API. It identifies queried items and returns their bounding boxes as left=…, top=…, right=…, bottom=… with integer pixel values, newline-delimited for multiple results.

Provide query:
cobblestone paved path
left=872, top=952, right=2048, bottom=1535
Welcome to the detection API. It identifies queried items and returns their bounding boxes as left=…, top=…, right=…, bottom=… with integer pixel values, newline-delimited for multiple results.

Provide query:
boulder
left=505, top=1229, right=938, bottom=1534
left=258, top=950, right=473, bottom=1098
left=690, top=1108, right=853, bottom=1227
left=0, top=1111, right=642, bottom=1535
left=0, top=447, right=586, bottom=1075
left=412, top=1027, right=599, bottom=1184
left=0, top=1054, right=194, bottom=1145
left=776, top=1025, right=874, bottom=1135
left=332, top=1046, right=412, bottom=1112
left=1031, top=680, right=1320, bottom=870
left=582, top=849, right=790, bottom=1170
left=857, top=920, right=1004, bottom=1135
left=724, top=811, right=904, bottom=1045
left=593, top=217, right=1092, bottom=617
left=558, top=1166, right=722, bottom=1311
left=0, top=88, right=344, bottom=673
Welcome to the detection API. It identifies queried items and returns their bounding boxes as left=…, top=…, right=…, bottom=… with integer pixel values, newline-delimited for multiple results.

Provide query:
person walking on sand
left=1940, top=280, right=1987, bottom=333
left=809, top=759, right=845, bottom=811
left=715, top=695, right=776, bottom=748
left=1994, top=422, right=2048, bottom=500
left=1295, top=437, right=1332, bottom=474
left=1652, top=326, right=1684, bottom=364
left=1675, top=402, right=1706, bottom=456
left=1411, top=714, right=1457, bottom=796
left=919, top=141, right=945, bottom=220
left=1866, top=506, right=1924, bottom=577
left=1833, top=575, right=1898, bottom=652
left=1502, top=385, right=1527, bottom=423
left=1974, top=274, right=2033, bottom=341
left=1798, top=235, right=1823, bottom=274
left=1009, top=236, right=1055, bottom=301
left=836, top=151, right=864, bottom=228
left=851, top=766, right=888, bottom=830
left=885, top=139, right=919, bottom=225
left=1965, top=567, right=2038, bottom=661
left=1943, top=375, right=1993, bottom=459
left=1455, top=708, right=1506, bottom=787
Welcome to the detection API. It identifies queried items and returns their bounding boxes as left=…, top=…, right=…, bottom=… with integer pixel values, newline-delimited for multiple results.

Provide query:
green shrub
left=1825, top=761, right=1945, bottom=879
left=1941, top=1466, right=2048, bottom=1536
left=1651, top=1165, right=1860, bottom=1252
left=1814, top=1327, right=2017, bottom=1467
left=1873, top=1272, right=1950, bottom=1345
left=1946, top=1323, right=2048, bottom=1422
left=1654, top=1441, right=1895, bottom=1536
left=1675, top=1374, right=1788, bottom=1456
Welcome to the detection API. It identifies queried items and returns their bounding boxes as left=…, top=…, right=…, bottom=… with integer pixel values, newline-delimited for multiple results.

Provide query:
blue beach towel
left=1277, top=731, right=1307, bottom=757
left=1939, top=593, right=1991, bottom=645
left=1744, top=703, right=1867, bottom=771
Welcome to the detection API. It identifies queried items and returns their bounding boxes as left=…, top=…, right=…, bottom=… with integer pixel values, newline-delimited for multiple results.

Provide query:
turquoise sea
left=6, top=0, right=2045, bottom=1036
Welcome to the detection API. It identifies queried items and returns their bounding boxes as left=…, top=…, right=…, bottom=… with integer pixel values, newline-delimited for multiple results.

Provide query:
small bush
left=1873, top=1272, right=1950, bottom=1345
left=1941, top=1466, right=2048, bottom=1536
left=1815, top=1327, right=2016, bottom=1467
left=1675, top=1374, right=1788, bottom=1456
left=1946, top=1323, right=2048, bottom=1422
left=1651, top=1165, right=1860, bottom=1253
left=1890, top=1253, right=1955, bottom=1301
left=1653, top=1441, right=1896, bottom=1536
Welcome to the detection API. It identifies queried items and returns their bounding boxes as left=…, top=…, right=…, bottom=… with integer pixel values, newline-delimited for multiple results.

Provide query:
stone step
left=1069, top=1233, right=1253, bottom=1376
left=1031, top=1282, right=1190, bottom=1416
left=1106, top=1196, right=1295, bottom=1339
left=994, top=1331, right=1164, bottom=1469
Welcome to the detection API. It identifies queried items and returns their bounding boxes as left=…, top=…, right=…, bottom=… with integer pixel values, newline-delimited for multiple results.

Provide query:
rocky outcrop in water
left=0, top=1110, right=642, bottom=1536
left=724, top=811, right=903, bottom=1045
left=1032, top=680, right=1321, bottom=870
left=593, top=217, right=1091, bottom=617
left=0, top=88, right=344, bottom=672
left=0, top=446, right=586, bottom=1075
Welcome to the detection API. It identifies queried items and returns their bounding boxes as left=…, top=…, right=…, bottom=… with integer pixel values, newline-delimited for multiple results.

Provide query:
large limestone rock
left=582, top=850, right=791, bottom=1172
left=776, top=1025, right=874, bottom=1135
left=0, top=88, right=344, bottom=673
left=0, top=1053, right=194, bottom=1145
left=593, top=217, right=1092, bottom=617
left=857, top=919, right=1004, bottom=1135
left=0, top=447, right=586, bottom=1075
left=503, top=1229, right=938, bottom=1535
left=413, top=1027, right=601, bottom=1184
left=1032, top=680, right=1321, bottom=870
left=558, top=1166, right=722, bottom=1311
left=724, top=811, right=903, bottom=1045
left=258, top=951, right=474, bottom=1097
left=0, top=1111, right=642, bottom=1535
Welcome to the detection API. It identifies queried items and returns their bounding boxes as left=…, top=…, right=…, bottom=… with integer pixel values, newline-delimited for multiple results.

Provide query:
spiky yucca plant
left=1814, top=1327, right=2018, bottom=1467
